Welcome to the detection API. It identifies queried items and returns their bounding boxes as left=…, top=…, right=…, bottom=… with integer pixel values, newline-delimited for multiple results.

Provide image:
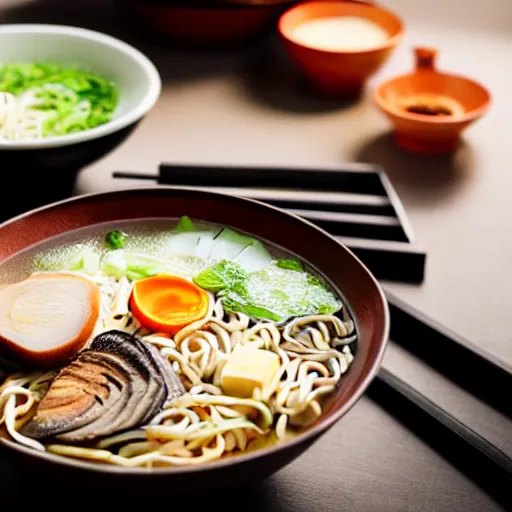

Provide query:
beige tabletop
left=1, top=1, right=511, bottom=510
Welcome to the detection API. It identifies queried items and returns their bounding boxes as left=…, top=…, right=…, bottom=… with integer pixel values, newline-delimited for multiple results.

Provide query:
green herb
left=104, top=230, right=128, bottom=250
left=193, top=260, right=247, bottom=293
left=307, top=273, right=323, bottom=287
left=276, top=258, right=304, bottom=272
left=174, top=216, right=197, bottom=233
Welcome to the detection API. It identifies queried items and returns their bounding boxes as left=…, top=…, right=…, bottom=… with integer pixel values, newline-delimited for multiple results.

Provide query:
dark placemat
left=385, top=292, right=512, bottom=474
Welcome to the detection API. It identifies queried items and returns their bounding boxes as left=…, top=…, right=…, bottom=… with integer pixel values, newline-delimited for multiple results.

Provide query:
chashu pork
left=0, top=273, right=100, bottom=367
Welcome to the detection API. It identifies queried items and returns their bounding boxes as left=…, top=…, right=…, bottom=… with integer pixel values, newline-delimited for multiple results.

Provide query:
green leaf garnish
left=276, top=258, right=304, bottom=272
left=223, top=299, right=281, bottom=322
left=193, top=259, right=340, bottom=322
left=174, top=216, right=197, bottom=233
left=193, top=260, right=247, bottom=293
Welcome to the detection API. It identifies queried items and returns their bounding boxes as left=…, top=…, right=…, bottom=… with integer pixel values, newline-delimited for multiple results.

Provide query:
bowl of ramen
left=278, top=1, right=404, bottom=98
left=0, top=187, right=389, bottom=491
left=0, top=24, right=161, bottom=217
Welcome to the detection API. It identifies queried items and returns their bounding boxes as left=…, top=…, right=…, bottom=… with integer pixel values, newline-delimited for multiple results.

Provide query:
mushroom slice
left=89, top=331, right=169, bottom=420
left=56, top=352, right=136, bottom=443
left=21, top=357, right=126, bottom=439
left=21, top=329, right=185, bottom=443
left=133, top=338, right=184, bottom=408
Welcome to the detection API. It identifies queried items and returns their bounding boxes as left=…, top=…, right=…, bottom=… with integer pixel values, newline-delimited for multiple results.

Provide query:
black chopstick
left=113, top=178, right=396, bottom=216
left=289, top=208, right=407, bottom=241
left=339, top=237, right=426, bottom=283
left=374, top=368, right=512, bottom=474
left=114, top=162, right=390, bottom=195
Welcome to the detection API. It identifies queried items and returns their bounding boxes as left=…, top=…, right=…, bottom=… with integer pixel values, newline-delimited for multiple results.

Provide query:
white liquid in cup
left=291, top=16, right=390, bottom=52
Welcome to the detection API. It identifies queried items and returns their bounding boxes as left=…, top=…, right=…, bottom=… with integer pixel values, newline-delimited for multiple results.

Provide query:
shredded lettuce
left=0, top=62, right=118, bottom=138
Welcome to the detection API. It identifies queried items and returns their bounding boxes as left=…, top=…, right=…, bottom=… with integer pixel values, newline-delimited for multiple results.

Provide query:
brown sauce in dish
left=405, top=103, right=453, bottom=116
left=399, top=94, right=465, bottom=118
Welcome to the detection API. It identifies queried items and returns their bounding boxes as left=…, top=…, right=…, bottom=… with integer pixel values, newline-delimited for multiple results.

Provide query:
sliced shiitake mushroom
left=22, top=330, right=184, bottom=442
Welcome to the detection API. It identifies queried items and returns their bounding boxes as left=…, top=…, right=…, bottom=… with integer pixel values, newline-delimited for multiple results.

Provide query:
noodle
left=0, top=91, right=46, bottom=142
left=0, top=268, right=356, bottom=468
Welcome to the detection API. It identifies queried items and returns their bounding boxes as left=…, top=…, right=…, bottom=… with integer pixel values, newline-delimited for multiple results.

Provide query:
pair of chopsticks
left=113, top=165, right=405, bottom=238
left=113, top=162, right=426, bottom=283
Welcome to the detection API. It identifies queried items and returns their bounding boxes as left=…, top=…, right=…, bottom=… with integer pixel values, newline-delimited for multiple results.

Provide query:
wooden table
left=0, top=0, right=511, bottom=510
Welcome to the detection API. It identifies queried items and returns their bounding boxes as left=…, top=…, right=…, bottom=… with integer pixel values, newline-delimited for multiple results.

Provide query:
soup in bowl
left=0, top=187, right=388, bottom=490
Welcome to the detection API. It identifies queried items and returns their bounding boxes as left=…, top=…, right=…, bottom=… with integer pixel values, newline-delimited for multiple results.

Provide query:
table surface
left=1, top=0, right=511, bottom=510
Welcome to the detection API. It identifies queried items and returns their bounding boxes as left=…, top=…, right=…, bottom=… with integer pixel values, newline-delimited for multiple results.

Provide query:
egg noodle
left=0, top=273, right=356, bottom=468
left=0, top=91, right=46, bottom=142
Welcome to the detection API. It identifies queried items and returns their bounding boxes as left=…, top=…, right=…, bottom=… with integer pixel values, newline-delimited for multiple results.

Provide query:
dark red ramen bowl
left=118, top=0, right=296, bottom=48
left=0, top=187, right=389, bottom=492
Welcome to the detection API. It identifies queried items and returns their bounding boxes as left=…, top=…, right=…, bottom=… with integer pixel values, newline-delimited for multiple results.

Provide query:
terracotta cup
left=373, top=47, right=492, bottom=154
left=278, top=1, right=404, bottom=98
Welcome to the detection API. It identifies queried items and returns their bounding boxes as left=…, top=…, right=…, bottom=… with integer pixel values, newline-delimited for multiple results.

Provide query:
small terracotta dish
left=373, top=47, right=492, bottom=154
left=278, top=1, right=404, bottom=98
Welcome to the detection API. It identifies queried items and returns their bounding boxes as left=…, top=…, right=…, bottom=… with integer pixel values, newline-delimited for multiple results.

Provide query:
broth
left=0, top=217, right=358, bottom=468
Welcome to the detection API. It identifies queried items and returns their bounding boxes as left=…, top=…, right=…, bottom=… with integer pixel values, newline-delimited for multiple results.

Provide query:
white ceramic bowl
left=0, top=24, right=162, bottom=220
left=0, top=24, right=162, bottom=150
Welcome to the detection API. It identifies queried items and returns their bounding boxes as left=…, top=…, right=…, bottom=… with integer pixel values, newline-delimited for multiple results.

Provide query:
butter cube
left=221, top=346, right=281, bottom=398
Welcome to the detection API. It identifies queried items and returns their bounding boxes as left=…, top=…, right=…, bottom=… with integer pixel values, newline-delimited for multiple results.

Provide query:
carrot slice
left=129, top=275, right=209, bottom=335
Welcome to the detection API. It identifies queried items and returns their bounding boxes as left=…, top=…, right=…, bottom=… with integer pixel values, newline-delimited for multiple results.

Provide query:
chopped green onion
left=104, top=230, right=128, bottom=250
left=0, top=62, right=118, bottom=140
